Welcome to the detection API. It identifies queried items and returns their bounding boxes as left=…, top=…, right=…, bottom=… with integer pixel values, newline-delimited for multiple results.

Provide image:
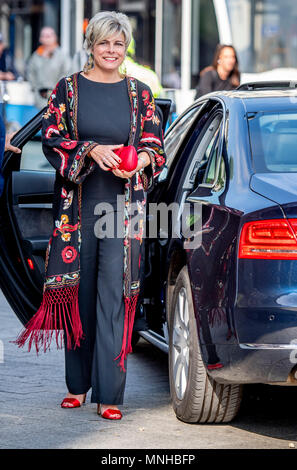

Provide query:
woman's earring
left=83, top=52, right=94, bottom=73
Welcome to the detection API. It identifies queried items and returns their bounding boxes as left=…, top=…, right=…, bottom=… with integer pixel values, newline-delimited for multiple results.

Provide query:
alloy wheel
left=172, top=286, right=190, bottom=400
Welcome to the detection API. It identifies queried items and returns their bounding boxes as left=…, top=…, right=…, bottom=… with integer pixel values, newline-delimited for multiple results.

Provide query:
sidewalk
left=1, top=290, right=296, bottom=449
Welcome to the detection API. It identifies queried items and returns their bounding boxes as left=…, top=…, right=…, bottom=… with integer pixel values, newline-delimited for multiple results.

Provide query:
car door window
left=20, top=133, right=54, bottom=172
left=183, top=112, right=223, bottom=190
left=164, top=106, right=200, bottom=168
left=203, top=145, right=226, bottom=190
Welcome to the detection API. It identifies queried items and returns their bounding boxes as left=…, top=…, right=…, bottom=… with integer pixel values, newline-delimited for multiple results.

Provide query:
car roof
left=199, top=89, right=297, bottom=113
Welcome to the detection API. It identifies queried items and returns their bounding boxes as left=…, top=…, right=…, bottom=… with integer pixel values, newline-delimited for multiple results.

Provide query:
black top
left=77, top=73, right=130, bottom=145
left=77, top=73, right=131, bottom=206
left=195, top=69, right=237, bottom=99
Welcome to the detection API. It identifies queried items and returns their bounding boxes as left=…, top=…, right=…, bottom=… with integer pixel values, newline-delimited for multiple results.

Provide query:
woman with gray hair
left=14, top=11, right=166, bottom=420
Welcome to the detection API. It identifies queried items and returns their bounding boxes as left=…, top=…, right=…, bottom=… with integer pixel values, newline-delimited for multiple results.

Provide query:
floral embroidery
left=127, top=77, right=138, bottom=142
left=61, top=189, right=74, bottom=210
left=62, top=246, right=77, bottom=263
left=60, top=140, right=78, bottom=150
left=45, top=125, right=60, bottom=139
left=61, top=214, right=69, bottom=224
left=61, top=233, right=71, bottom=242
left=142, top=90, right=150, bottom=105
left=139, top=131, right=162, bottom=147
left=152, top=113, right=160, bottom=126
left=133, top=172, right=144, bottom=191
left=53, top=214, right=78, bottom=243
left=45, top=271, right=79, bottom=288
left=53, top=147, right=69, bottom=177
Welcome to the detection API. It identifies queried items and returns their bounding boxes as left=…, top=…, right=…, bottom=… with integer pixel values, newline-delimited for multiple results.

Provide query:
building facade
left=1, top=0, right=297, bottom=111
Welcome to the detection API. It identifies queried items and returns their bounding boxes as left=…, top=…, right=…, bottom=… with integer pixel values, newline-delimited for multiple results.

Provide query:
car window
left=20, top=132, right=54, bottom=172
left=248, top=111, right=297, bottom=173
left=164, top=106, right=199, bottom=169
left=203, top=138, right=219, bottom=185
left=203, top=143, right=226, bottom=191
left=188, top=113, right=223, bottom=189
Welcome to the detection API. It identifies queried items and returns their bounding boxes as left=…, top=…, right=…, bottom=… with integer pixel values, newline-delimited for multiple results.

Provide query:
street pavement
left=1, top=290, right=297, bottom=449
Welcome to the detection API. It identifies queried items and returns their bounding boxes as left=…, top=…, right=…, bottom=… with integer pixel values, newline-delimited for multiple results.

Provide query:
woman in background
left=195, top=44, right=240, bottom=99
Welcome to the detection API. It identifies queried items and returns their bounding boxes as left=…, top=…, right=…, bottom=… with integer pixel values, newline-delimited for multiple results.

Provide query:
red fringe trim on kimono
left=114, top=294, right=139, bottom=373
left=13, top=286, right=139, bottom=374
left=12, top=285, right=83, bottom=353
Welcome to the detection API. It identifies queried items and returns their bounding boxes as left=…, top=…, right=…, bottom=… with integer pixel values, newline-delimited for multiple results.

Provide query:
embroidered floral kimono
left=14, top=72, right=166, bottom=372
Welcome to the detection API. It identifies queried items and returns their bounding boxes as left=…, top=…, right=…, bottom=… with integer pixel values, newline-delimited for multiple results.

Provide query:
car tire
left=168, top=266, right=242, bottom=424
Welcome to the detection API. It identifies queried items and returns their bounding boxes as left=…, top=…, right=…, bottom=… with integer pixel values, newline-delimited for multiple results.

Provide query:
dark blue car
left=1, top=85, right=297, bottom=424
left=139, top=85, right=297, bottom=423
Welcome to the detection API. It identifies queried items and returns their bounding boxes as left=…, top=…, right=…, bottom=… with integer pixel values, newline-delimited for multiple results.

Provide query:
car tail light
left=238, top=218, right=297, bottom=259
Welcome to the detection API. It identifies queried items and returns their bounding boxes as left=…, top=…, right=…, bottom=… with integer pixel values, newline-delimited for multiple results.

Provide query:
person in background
left=27, top=26, right=70, bottom=109
left=0, top=33, right=19, bottom=81
left=195, top=44, right=240, bottom=100
left=69, top=19, right=89, bottom=75
left=70, top=48, right=88, bottom=75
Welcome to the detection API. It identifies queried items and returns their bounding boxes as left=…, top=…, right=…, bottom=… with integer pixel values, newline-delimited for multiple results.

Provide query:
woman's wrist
left=138, top=152, right=151, bottom=169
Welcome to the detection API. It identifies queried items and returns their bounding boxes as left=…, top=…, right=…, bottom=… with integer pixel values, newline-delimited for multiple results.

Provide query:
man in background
left=27, top=26, right=70, bottom=109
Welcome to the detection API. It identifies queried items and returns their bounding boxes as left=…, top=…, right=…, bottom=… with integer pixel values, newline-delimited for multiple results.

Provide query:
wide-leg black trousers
left=64, top=167, right=127, bottom=404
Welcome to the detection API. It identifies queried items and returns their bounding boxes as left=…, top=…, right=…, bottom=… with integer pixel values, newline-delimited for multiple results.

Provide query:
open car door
left=0, top=98, right=171, bottom=327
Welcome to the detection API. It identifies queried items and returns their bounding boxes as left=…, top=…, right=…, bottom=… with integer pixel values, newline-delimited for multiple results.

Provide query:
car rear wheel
left=168, top=266, right=242, bottom=423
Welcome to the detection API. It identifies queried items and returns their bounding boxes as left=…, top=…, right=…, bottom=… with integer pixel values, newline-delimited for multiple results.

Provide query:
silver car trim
left=240, top=343, right=297, bottom=350
left=139, top=330, right=169, bottom=353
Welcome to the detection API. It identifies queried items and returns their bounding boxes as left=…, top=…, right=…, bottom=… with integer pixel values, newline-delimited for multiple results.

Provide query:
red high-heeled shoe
left=98, top=404, right=122, bottom=420
left=61, top=395, right=86, bottom=408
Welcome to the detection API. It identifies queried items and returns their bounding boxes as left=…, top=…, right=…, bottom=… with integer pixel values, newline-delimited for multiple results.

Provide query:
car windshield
left=247, top=110, right=297, bottom=173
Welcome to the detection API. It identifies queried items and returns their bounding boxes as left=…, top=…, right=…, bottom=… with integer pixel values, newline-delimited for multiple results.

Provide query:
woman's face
left=92, top=31, right=126, bottom=73
left=39, top=27, right=57, bottom=47
left=218, top=47, right=236, bottom=73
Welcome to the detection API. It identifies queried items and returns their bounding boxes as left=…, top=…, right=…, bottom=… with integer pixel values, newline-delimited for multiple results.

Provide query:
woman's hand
left=112, top=151, right=151, bottom=179
left=89, top=144, right=124, bottom=171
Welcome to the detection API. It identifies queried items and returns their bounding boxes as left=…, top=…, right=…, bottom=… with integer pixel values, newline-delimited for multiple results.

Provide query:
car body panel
left=250, top=173, right=297, bottom=206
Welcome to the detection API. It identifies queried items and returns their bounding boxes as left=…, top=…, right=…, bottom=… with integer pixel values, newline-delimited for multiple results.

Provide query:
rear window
left=247, top=111, right=297, bottom=173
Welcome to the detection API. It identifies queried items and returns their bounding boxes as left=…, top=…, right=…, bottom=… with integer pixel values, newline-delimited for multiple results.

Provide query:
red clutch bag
left=108, top=145, right=138, bottom=172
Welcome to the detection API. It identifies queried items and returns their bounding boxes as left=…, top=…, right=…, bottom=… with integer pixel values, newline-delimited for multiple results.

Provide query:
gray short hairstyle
left=84, top=11, right=132, bottom=53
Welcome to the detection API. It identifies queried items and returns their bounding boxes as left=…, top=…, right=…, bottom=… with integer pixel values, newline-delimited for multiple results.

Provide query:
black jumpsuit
left=64, top=73, right=131, bottom=404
